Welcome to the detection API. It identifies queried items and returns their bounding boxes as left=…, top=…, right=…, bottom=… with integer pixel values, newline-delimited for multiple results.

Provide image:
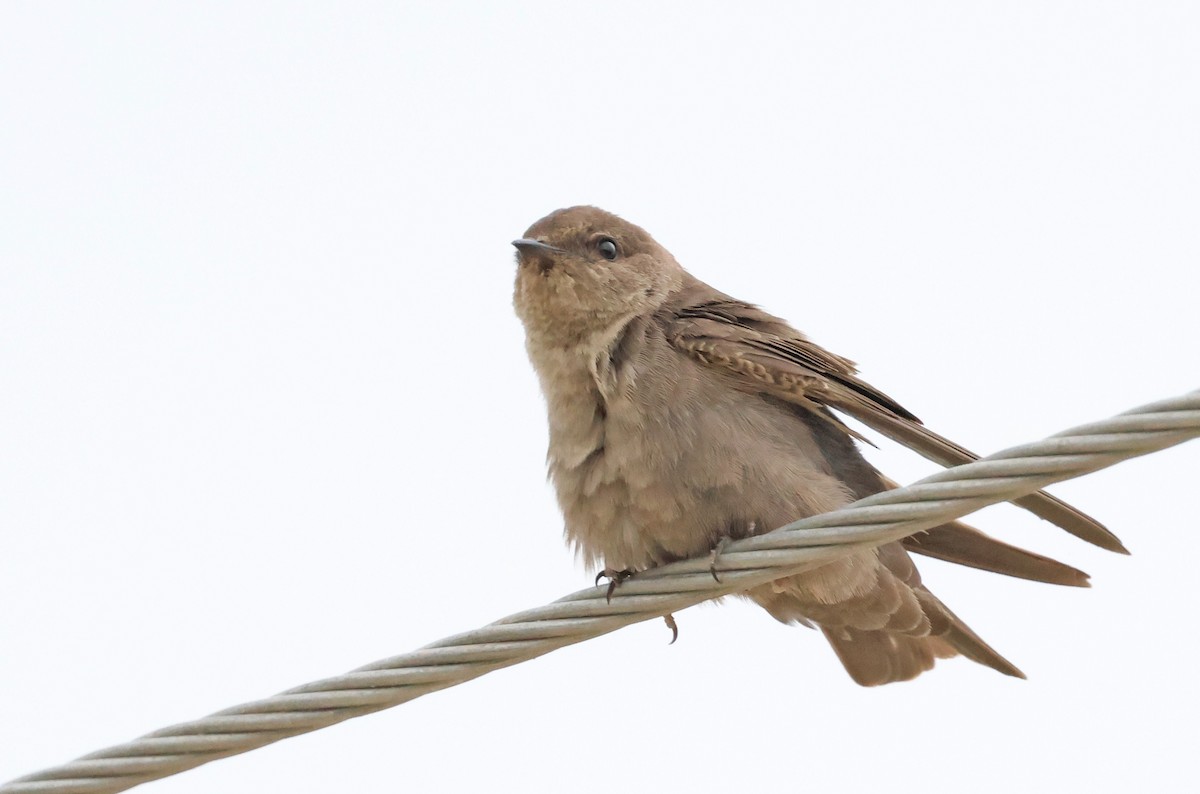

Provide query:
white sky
left=2, top=3, right=1198, bottom=793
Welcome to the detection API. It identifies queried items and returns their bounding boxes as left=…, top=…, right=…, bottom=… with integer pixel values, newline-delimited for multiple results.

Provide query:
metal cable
left=4, top=390, right=1198, bottom=794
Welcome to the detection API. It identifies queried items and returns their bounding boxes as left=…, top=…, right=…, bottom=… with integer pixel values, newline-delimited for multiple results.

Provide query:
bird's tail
left=748, top=514, right=1084, bottom=686
left=814, top=585, right=1024, bottom=686
left=902, top=518, right=1090, bottom=587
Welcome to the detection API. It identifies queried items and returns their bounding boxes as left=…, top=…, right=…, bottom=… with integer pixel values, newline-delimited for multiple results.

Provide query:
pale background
left=2, top=3, right=1198, bottom=793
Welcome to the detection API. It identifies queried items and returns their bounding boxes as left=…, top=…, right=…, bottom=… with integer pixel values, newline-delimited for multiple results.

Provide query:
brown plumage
left=511, top=205, right=1121, bottom=686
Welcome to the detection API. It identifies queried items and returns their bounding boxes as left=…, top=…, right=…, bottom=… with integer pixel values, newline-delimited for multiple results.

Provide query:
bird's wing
left=666, top=297, right=1126, bottom=553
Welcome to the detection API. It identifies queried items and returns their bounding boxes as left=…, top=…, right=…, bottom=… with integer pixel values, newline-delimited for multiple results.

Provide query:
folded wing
left=666, top=294, right=1125, bottom=553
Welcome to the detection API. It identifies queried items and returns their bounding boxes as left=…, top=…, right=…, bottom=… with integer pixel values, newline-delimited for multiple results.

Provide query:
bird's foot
left=708, top=536, right=731, bottom=583
left=708, top=523, right=755, bottom=583
left=595, top=568, right=635, bottom=603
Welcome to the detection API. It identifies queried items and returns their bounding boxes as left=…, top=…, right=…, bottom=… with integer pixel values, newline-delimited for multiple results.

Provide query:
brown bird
left=511, top=206, right=1124, bottom=686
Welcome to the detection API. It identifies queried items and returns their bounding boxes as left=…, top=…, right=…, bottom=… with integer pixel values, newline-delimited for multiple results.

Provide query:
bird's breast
left=534, top=325, right=855, bottom=573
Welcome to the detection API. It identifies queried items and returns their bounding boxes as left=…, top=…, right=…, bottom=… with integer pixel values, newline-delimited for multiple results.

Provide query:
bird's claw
left=595, top=568, right=634, bottom=603
left=663, top=614, right=678, bottom=644
left=708, top=535, right=732, bottom=583
left=709, top=524, right=755, bottom=583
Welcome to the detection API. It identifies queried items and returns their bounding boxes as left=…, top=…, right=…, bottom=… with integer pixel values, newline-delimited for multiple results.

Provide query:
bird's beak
left=512, top=238, right=565, bottom=254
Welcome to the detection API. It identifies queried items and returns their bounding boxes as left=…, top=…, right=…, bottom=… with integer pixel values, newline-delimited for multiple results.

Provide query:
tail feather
left=819, top=590, right=1024, bottom=686
left=904, top=520, right=1091, bottom=588
left=916, top=588, right=1025, bottom=679
left=833, top=403, right=1127, bottom=553
left=821, top=627, right=938, bottom=686
left=874, top=474, right=1092, bottom=588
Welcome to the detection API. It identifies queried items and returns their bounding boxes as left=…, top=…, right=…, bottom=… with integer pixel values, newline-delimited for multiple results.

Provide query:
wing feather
left=668, top=298, right=1126, bottom=553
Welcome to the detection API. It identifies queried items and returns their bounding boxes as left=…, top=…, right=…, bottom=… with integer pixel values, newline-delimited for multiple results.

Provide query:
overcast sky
left=2, top=3, right=1198, bottom=793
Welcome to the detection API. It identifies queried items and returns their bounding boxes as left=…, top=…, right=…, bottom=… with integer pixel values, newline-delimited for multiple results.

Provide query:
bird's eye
left=597, top=237, right=618, bottom=260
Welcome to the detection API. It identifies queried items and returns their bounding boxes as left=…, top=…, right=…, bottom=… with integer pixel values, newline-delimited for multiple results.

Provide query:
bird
left=511, top=205, right=1124, bottom=686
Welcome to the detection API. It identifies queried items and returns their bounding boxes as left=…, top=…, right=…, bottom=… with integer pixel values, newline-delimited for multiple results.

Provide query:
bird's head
left=512, top=206, right=683, bottom=343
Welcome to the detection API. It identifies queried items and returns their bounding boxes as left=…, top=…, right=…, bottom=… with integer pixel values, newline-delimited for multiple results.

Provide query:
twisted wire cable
left=4, top=390, right=1198, bottom=794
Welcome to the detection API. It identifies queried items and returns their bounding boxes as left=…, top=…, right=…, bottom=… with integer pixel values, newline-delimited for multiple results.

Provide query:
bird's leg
left=663, top=614, right=679, bottom=644
left=595, top=568, right=635, bottom=603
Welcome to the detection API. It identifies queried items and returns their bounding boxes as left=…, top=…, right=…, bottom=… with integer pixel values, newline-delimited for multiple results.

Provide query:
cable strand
left=4, top=390, right=1198, bottom=794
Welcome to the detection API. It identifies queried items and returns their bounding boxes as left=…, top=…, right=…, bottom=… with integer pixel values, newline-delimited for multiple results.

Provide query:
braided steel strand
left=4, top=391, right=1198, bottom=794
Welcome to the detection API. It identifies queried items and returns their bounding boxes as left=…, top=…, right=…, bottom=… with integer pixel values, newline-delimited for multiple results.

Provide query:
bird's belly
left=551, top=387, right=855, bottom=572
